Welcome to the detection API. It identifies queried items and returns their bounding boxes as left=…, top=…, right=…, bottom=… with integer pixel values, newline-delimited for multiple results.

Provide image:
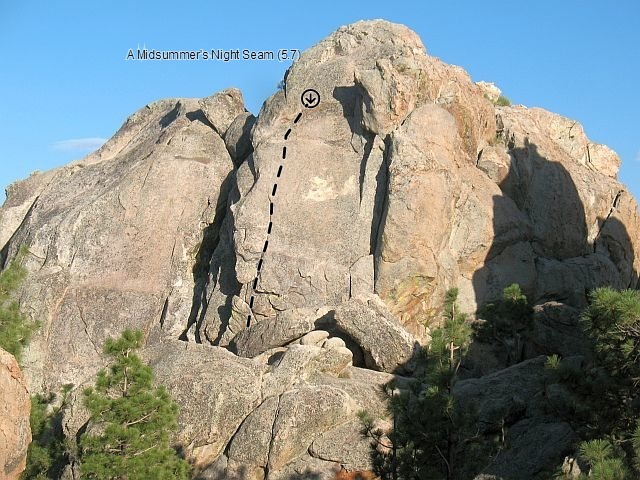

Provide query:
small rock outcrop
left=0, top=348, right=31, bottom=480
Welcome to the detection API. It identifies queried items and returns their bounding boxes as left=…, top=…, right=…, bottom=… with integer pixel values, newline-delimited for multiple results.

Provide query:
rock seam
left=247, top=112, right=303, bottom=327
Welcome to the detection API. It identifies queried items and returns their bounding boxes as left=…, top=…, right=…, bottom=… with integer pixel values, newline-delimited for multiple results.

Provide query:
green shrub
left=21, top=385, right=72, bottom=480
left=476, top=284, right=532, bottom=365
left=495, top=95, right=511, bottom=106
left=0, top=247, right=38, bottom=361
left=79, top=329, right=189, bottom=479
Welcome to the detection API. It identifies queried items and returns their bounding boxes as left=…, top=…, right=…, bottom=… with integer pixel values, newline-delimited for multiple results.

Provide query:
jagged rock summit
left=1, top=19, right=639, bottom=479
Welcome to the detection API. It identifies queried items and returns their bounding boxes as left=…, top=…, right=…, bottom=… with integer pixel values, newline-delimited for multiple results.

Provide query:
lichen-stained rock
left=498, top=106, right=640, bottom=287
left=261, top=343, right=353, bottom=399
left=224, top=111, right=256, bottom=166
left=0, top=92, right=241, bottom=392
left=375, top=103, right=532, bottom=323
left=227, top=396, right=279, bottom=470
left=310, top=366, right=399, bottom=420
left=199, top=88, right=248, bottom=137
left=0, top=348, right=31, bottom=480
left=2, top=18, right=640, bottom=480
left=197, top=19, right=640, bottom=347
left=0, top=168, right=57, bottom=251
left=309, top=420, right=373, bottom=471
left=268, top=455, right=342, bottom=480
left=142, top=340, right=266, bottom=467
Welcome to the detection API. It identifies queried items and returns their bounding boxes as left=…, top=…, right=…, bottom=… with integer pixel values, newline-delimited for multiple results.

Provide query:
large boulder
left=143, top=341, right=266, bottom=467
left=333, top=299, right=419, bottom=373
left=199, top=20, right=640, bottom=349
left=482, top=420, right=576, bottom=480
left=0, top=348, right=31, bottom=480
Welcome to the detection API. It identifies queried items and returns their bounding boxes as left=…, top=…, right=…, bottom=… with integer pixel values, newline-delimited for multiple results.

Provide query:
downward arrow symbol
left=300, top=89, right=320, bottom=109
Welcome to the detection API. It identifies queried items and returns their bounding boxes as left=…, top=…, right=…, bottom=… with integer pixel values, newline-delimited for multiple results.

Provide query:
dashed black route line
left=246, top=111, right=302, bottom=327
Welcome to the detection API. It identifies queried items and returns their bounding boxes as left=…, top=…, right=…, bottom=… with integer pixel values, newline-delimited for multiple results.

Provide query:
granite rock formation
left=1, top=19, right=639, bottom=479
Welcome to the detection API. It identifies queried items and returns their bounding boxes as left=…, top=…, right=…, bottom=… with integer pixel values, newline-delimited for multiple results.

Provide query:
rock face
left=0, top=348, right=31, bottom=480
left=1, top=19, right=640, bottom=480
left=0, top=91, right=242, bottom=392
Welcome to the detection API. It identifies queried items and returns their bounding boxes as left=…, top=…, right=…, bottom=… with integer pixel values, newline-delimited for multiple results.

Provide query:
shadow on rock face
left=473, top=137, right=637, bottom=312
left=180, top=169, right=238, bottom=343
left=594, top=214, right=638, bottom=290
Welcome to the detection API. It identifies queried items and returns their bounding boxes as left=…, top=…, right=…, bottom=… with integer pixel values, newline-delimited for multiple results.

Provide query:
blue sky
left=0, top=1, right=638, bottom=202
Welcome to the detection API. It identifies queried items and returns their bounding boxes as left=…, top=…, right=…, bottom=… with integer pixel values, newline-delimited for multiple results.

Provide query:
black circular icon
left=301, top=89, right=320, bottom=109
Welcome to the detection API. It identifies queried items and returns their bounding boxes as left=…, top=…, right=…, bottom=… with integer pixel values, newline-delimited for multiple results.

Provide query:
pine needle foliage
left=576, top=438, right=629, bottom=479
left=0, top=246, right=38, bottom=362
left=21, top=385, right=73, bottom=480
left=79, top=329, right=189, bottom=480
left=555, top=288, right=640, bottom=478
left=362, top=289, right=480, bottom=480
left=581, top=288, right=640, bottom=383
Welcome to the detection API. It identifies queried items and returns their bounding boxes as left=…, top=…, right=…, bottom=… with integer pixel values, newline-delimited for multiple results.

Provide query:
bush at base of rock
left=78, top=330, right=190, bottom=480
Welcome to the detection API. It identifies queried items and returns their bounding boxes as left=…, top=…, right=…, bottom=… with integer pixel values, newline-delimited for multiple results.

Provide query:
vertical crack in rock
left=180, top=170, right=235, bottom=342
left=75, top=294, right=100, bottom=356
left=159, top=295, right=169, bottom=330
left=264, top=394, right=283, bottom=479
left=593, top=189, right=625, bottom=253
left=371, top=136, right=392, bottom=286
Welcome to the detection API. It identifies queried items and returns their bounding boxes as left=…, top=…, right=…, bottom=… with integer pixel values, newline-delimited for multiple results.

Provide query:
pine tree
left=362, top=289, right=474, bottom=480
left=576, top=438, right=629, bottom=479
left=79, top=329, right=189, bottom=479
left=554, top=288, right=640, bottom=478
left=21, top=385, right=72, bottom=480
left=580, top=288, right=640, bottom=437
left=0, top=247, right=38, bottom=361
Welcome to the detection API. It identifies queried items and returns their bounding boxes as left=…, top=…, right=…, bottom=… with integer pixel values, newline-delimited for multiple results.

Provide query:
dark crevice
left=264, top=394, right=283, bottom=480
left=179, top=169, right=236, bottom=342
left=331, top=83, right=390, bottom=289
left=210, top=294, right=237, bottom=345
left=313, top=311, right=371, bottom=370
left=159, top=296, right=169, bottom=330
left=333, top=85, right=364, bottom=135
left=593, top=190, right=624, bottom=253
left=371, top=136, right=392, bottom=287
left=205, top=179, right=244, bottom=346
left=358, top=133, right=375, bottom=203
left=224, top=114, right=256, bottom=167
